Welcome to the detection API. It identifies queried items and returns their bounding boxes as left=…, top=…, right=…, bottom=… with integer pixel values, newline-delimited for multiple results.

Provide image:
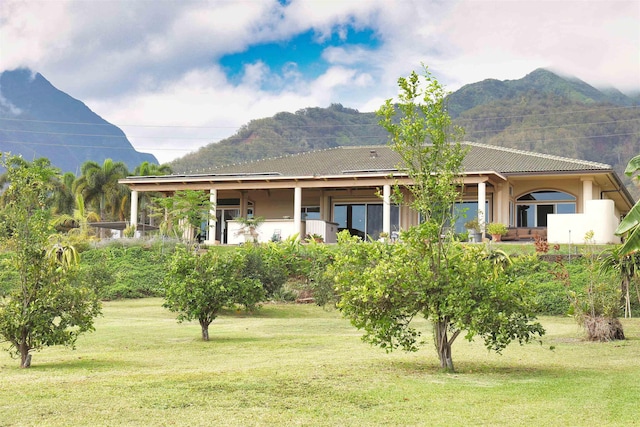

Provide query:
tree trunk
left=434, top=320, right=456, bottom=371
left=19, top=342, right=31, bottom=368
left=200, top=320, right=210, bottom=341
left=622, top=278, right=631, bottom=318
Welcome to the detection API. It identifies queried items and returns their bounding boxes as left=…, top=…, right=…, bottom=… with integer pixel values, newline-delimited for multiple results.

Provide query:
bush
left=79, top=244, right=175, bottom=300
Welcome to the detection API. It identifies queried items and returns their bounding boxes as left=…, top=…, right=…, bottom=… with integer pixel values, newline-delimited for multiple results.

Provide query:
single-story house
left=120, top=142, right=635, bottom=245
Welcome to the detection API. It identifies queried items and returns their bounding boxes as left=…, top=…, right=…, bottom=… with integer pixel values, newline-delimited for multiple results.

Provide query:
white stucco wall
left=547, top=199, right=621, bottom=244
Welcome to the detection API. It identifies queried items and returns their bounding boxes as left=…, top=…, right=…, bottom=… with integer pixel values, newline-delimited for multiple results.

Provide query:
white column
left=383, top=184, right=391, bottom=235
left=582, top=179, right=593, bottom=213
left=478, top=182, right=486, bottom=233
left=208, top=189, right=217, bottom=244
left=130, top=190, right=138, bottom=228
left=294, top=186, right=302, bottom=239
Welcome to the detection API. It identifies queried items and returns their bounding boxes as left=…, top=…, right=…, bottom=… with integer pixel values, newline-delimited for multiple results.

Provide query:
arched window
left=516, top=190, right=576, bottom=227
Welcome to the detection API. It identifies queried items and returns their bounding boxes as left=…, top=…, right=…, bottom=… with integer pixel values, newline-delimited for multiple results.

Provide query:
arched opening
left=516, top=190, right=576, bottom=227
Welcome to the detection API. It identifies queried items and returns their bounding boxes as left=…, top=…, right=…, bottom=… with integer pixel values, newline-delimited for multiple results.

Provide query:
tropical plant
left=151, top=190, right=215, bottom=244
left=0, top=155, right=101, bottom=368
left=51, top=193, right=101, bottom=245
left=74, top=158, right=130, bottom=224
left=487, top=222, right=508, bottom=236
left=599, top=246, right=640, bottom=318
left=50, top=171, right=77, bottom=216
left=464, top=218, right=480, bottom=232
left=132, top=161, right=173, bottom=229
left=234, top=216, right=265, bottom=243
left=567, top=231, right=624, bottom=341
left=616, top=154, right=640, bottom=255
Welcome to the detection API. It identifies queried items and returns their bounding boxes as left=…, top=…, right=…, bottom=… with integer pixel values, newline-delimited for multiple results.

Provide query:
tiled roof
left=205, top=142, right=612, bottom=177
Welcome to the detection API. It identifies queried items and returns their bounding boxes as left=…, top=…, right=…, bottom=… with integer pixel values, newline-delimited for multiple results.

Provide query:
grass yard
left=1, top=299, right=639, bottom=426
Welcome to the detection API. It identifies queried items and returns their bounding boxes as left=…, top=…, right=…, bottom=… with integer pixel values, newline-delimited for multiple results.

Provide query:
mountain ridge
left=167, top=68, right=639, bottom=198
left=0, top=68, right=157, bottom=173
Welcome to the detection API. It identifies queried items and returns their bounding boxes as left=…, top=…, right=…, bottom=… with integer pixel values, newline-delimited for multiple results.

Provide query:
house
left=120, top=142, right=635, bottom=245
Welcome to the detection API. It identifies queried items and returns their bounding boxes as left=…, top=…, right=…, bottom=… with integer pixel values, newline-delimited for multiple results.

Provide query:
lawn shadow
left=379, top=358, right=579, bottom=379
left=27, top=357, right=129, bottom=372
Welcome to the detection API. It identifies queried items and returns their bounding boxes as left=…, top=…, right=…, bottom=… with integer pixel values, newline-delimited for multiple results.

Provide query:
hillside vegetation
left=169, top=69, right=639, bottom=198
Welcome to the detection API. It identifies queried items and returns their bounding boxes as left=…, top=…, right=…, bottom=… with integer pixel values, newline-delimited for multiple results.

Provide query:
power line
left=0, top=116, right=638, bottom=141
left=2, top=130, right=638, bottom=154
left=0, top=105, right=637, bottom=130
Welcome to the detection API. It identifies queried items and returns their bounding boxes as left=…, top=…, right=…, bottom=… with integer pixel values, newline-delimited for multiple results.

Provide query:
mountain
left=169, top=103, right=387, bottom=173
left=0, top=69, right=157, bottom=173
left=447, top=68, right=639, bottom=118
left=169, top=69, right=639, bottom=198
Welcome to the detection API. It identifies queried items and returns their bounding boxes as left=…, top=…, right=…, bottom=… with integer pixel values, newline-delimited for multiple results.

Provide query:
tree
left=152, top=190, right=215, bottom=244
left=600, top=246, right=640, bottom=318
left=163, top=247, right=264, bottom=340
left=51, top=193, right=101, bottom=246
left=74, top=159, right=130, bottom=223
left=616, top=154, right=640, bottom=256
left=132, top=162, right=173, bottom=230
left=50, top=171, right=77, bottom=216
left=0, top=155, right=101, bottom=368
left=334, top=66, right=544, bottom=371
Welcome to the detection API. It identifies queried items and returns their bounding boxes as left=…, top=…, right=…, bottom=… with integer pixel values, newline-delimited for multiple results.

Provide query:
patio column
left=294, top=186, right=302, bottom=240
left=478, top=182, right=486, bottom=233
left=130, top=190, right=138, bottom=228
left=383, top=184, right=391, bottom=235
left=208, top=189, right=217, bottom=244
left=582, top=178, right=593, bottom=213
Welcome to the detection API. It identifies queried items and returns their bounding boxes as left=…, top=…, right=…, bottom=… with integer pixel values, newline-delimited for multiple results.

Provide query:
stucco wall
left=547, top=199, right=621, bottom=244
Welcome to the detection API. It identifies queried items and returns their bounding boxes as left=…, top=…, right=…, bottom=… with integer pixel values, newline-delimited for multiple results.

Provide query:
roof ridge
left=464, top=141, right=612, bottom=169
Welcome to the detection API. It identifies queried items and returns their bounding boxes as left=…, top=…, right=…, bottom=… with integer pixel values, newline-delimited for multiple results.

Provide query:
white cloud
left=1, top=0, right=638, bottom=164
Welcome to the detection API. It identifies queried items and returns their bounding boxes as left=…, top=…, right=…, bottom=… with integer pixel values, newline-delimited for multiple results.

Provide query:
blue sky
left=220, top=27, right=381, bottom=89
left=1, top=0, right=639, bottom=163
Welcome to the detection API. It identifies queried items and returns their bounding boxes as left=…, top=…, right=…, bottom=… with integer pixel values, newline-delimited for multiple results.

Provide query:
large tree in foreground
left=0, top=155, right=101, bottom=368
left=334, top=66, right=544, bottom=371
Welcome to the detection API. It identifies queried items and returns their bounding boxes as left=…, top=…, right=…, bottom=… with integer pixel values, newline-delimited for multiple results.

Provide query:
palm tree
left=132, top=162, right=173, bottom=232
left=600, top=246, right=640, bottom=318
left=74, top=159, right=130, bottom=222
left=51, top=193, right=101, bottom=242
left=50, top=172, right=77, bottom=216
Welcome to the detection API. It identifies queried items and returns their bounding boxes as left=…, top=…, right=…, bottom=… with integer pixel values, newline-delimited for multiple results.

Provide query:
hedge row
left=3, top=240, right=636, bottom=316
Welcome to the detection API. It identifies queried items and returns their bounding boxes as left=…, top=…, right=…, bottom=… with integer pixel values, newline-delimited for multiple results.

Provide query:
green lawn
left=1, top=299, right=639, bottom=426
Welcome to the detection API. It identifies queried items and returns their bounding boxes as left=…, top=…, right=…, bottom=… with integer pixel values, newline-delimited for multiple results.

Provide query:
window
left=516, top=191, right=576, bottom=227
left=333, top=203, right=399, bottom=240
left=301, top=206, right=320, bottom=220
left=452, top=201, right=489, bottom=233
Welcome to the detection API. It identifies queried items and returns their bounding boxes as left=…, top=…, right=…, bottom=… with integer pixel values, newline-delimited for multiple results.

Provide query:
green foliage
left=169, top=104, right=389, bottom=174
left=163, top=247, right=264, bottom=340
left=333, top=231, right=545, bottom=367
left=167, top=74, right=638, bottom=199
left=487, top=222, right=508, bottom=236
left=151, top=190, right=214, bottom=243
left=334, top=67, right=544, bottom=372
left=238, top=242, right=289, bottom=297
left=616, top=154, right=640, bottom=255
left=0, top=154, right=101, bottom=368
left=80, top=244, right=171, bottom=300
left=563, top=233, right=625, bottom=340
left=74, top=158, right=129, bottom=222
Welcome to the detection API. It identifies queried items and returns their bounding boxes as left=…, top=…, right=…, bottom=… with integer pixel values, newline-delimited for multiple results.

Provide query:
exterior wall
left=226, top=219, right=339, bottom=244
left=305, top=219, right=339, bottom=243
left=547, top=199, right=621, bottom=244
left=227, top=219, right=299, bottom=244
left=511, top=178, right=584, bottom=212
